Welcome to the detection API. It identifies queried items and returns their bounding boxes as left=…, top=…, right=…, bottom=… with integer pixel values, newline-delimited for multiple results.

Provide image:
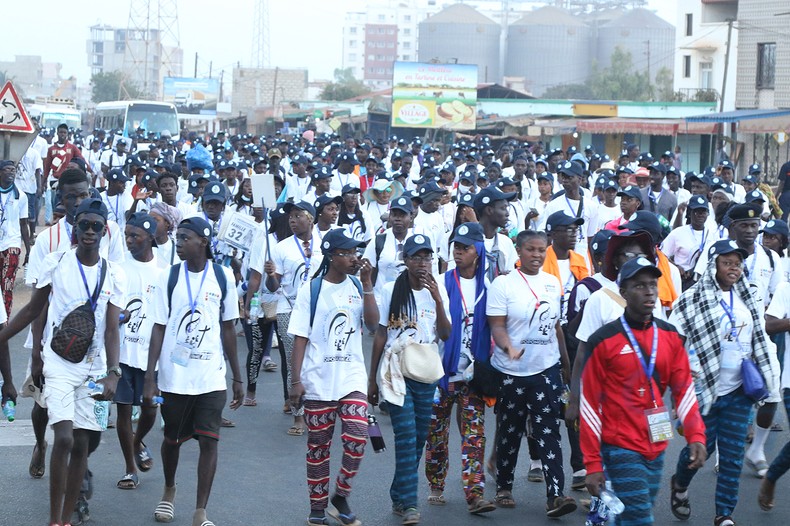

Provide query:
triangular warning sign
left=0, top=82, right=34, bottom=133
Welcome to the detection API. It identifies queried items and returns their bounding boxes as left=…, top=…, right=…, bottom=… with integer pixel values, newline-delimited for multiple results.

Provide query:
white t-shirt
left=505, top=200, right=526, bottom=238
left=364, top=230, right=408, bottom=297
left=154, top=237, right=183, bottom=268
left=670, top=289, right=754, bottom=396
left=377, top=279, right=450, bottom=350
left=283, top=174, right=313, bottom=203
left=288, top=277, right=367, bottom=401
left=527, top=196, right=551, bottom=231
left=331, top=171, right=360, bottom=194
left=694, top=245, right=781, bottom=307
left=412, top=209, right=448, bottom=272
left=38, top=251, right=125, bottom=375
left=767, top=282, right=790, bottom=389
left=660, top=225, right=715, bottom=272
left=543, top=194, right=599, bottom=266
left=259, top=233, right=323, bottom=314
left=0, top=188, right=28, bottom=251
left=596, top=204, right=621, bottom=230
left=448, top=275, right=479, bottom=383
left=486, top=270, right=562, bottom=376
left=337, top=207, right=375, bottom=243
left=576, top=282, right=666, bottom=342
left=365, top=201, right=390, bottom=235
left=15, top=147, right=42, bottom=195
left=102, top=192, right=133, bottom=229
left=120, top=256, right=164, bottom=370
left=100, top=150, right=127, bottom=172
left=482, top=233, right=518, bottom=278
left=150, top=262, right=240, bottom=395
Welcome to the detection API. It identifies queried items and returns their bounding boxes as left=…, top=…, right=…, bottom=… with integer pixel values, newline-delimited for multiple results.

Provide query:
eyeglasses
left=333, top=251, right=359, bottom=259
left=619, top=251, right=647, bottom=260
left=407, top=255, right=433, bottom=264
left=374, top=188, right=393, bottom=194
left=77, top=220, right=106, bottom=233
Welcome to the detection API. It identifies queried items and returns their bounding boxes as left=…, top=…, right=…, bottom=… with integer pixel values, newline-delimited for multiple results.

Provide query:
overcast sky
left=2, top=0, right=677, bottom=85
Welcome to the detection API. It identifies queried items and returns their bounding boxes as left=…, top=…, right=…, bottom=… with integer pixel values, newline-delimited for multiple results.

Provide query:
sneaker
left=571, top=469, right=587, bottom=490
left=528, top=467, right=544, bottom=482
left=402, top=508, right=420, bottom=525
left=546, top=496, right=577, bottom=518
left=72, top=495, right=90, bottom=525
left=392, top=503, right=404, bottom=516
left=262, top=358, right=278, bottom=371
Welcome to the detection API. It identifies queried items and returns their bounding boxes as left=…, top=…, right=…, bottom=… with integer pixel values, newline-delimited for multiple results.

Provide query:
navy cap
left=313, top=166, right=334, bottom=180
left=726, top=202, right=762, bottom=223
left=535, top=157, right=549, bottom=168
left=537, top=172, right=554, bottom=185
left=474, top=186, right=516, bottom=209
left=743, top=174, right=760, bottom=185
left=617, top=185, right=643, bottom=202
left=142, top=168, right=158, bottom=184
left=178, top=217, right=213, bottom=239
left=666, top=166, right=678, bottom=176
left=619, top=210, right=663, bottom=244
left=476, top=171, right=489, bottom=181
left=603, top=179, right=619, bottom=192
left=595, top=176, right=607, bottom=189
left=496, top=177, right=518, bottom=189
left=616, top=166, right=634, bottom=175
left=648, top=161, right=667, bottom=174
left=321, top=228, right=365, bottom=252
left=590, top=229, right=614, bottom=256
left=403, top=233, right=433, bottom=256
left=418, top=181, right=446, bottom=202
left=459, top=171, right=476, bottom=184
left=748, top=163, right=762, bottom=175
left=661, top=150, right=675, bottom=159
left=126, top=212, right=158, bottom=243
left=557, top=160, right=583, bottom=178
left=456, top=192, right=475, bottom=208
left=389, top=195, right=414, bottom=213
left=617, top=256, right=662, bottom=286
left=451, top=222, right=484, bottom=246
left=107, top=168, right=129, bottom=183
left=546, top=211, right=584, bottom=232
left=637, top=152, right=654, bottom=162
left=687, top=172, right=711, bottom=186
left=687, top=195, right=709, bottom=210
left=403, top=189, right=423, bottom=204
left=708, top=239, right=748, bottom=260
left=202, top=181, right=227, bottom=203
left=75, top=197, right=108, bottom=221
left=719, top=159, right=734, bottom=169
left=341, top=184, right=360, bottom=195
left=762, top=219, right=790, bottom=237
left=314, top=194, right=343, bottom=211
left=338, top=152, right=359, bottom=165
left=744, top=190, right=765, bottom=203
left=703, top=166, right=717, bottom=178
left=283, top=199, right=317, bottom=218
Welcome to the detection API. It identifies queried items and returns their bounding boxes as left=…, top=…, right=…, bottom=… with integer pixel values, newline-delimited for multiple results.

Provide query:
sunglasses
left=77, top=219, right=106, bottom=233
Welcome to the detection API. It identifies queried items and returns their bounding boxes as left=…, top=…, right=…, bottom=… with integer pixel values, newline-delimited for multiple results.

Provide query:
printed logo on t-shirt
left=176, top=309, right=212, bottom=355
left=326, top=308, right=356, bottom=358
left=124, top=296, right=148, bottom=343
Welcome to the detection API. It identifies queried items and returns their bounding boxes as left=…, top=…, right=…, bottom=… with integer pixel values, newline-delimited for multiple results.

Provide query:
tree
left=319, top=68, right=371, bottom=101
left=90, top=71, right=142, bottom=103
left=588, top=47, right=652, bottom=101
left=542, top=82, right=593, bottom=100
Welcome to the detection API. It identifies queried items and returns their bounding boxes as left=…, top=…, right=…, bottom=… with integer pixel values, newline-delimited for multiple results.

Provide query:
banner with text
left=163, top=77, right=220, bottom=116
left=391, top=62, right=477, bottom=130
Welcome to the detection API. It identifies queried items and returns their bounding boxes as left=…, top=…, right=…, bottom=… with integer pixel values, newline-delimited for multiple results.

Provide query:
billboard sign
left=163, top=77, right=219, bottom=116
left=391, top=62, right=477, bottom=130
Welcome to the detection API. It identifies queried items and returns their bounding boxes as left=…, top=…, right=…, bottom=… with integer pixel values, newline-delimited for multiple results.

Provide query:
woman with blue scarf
left=424, top=223, right=496, bottom=515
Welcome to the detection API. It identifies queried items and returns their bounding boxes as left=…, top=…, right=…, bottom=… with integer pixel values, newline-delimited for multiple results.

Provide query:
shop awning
left=576, top=117, right=716, bottom=136
left=685, top=108, right=790, bottom=123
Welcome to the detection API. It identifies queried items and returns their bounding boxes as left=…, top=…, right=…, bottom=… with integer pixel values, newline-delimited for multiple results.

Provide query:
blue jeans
left=386, top=378, right=436, bottom=510
left=44, top=187, right=53, bottom=224
left=674, top=387, right=751, bottom=517
left=602, top=444, right=664, bottom=526
left=767, top=389, right=790, bottom=483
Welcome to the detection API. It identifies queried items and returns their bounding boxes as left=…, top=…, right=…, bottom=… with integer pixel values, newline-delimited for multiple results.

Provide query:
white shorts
left=42, top=361, right=108, bottom=431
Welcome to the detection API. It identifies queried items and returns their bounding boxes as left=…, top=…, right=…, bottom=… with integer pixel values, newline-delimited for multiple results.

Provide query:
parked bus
left=28, top=98, right=82, bottom=130
left=94, top=100, right=179, bottom=142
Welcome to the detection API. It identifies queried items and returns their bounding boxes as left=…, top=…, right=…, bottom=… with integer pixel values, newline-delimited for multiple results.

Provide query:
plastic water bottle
left=600, top=481, right=625, bottom=516
left=585, top=496, right=608, bottom=526
left=2, top=400, right=15, bottom=422
left=433, top=387, right=441, bottom=405
left=687, top=348, right=701, bottom=378
left=249, top=293, right=260, bottom=324
left=86, top=380, right=104, bottom=398
left=368, top=415, right=386, bottom=453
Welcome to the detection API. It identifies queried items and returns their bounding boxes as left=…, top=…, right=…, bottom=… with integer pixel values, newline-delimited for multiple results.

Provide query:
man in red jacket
left=580, top=257, right=707, bottom=525
left=43, top=124, right=84, bottom=181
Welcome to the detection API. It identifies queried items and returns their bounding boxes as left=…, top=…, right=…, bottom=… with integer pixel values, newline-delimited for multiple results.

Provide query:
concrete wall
left=232, top=68, right=308, bottom=115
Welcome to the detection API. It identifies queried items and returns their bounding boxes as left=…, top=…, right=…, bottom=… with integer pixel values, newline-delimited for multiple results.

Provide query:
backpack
left=166, top=262, right=228, bottom=319
left=374, top=233, right=386, bottom=267
left=309, top=275, right=363, bottom=327
left=50, top=257, right=107, bottom=363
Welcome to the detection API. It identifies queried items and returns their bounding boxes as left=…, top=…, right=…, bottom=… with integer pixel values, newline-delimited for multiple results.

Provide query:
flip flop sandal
left=198, top=521, right=215, bottom=526
left=136, top=445, right=154, bottom=472
left=29, top=440, right=47, bottom=478
left=263, top=359, right=278, bottom=371
left=221, top=417, right=235, bottom=427
left=117, top=473, right=139, bottom=490
left=326, top=504, right=362, bottom=526
left=283, top=403, right=293, bottom=414
left=242, top=397, right=257, bottom=407
left=307, top=516, right=329, bottom=526
left=745, top=457, right=769, bottom=478
left=758, top=480, right=776, bottom=511
left=715, top=516, right=736, bottom=526
left=287, top=425, right=305, bottom=436
left=427, top=494, right=446, bottom=505
left=467, top=497, right=496, bottom=515
left=154, top=500, right=175, bottom=523
left=546, top=496, right=577, bottom=518
left=495, top=491, right=516, bottom=508
left=670, top=475, right=691, bottom=520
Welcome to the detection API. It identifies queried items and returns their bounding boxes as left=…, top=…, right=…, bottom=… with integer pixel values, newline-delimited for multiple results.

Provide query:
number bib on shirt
left=645, top=406, right=674, bottom=443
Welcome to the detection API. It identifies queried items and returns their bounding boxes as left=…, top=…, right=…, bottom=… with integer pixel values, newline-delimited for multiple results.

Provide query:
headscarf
left=150, top=202, right=182, bottom=234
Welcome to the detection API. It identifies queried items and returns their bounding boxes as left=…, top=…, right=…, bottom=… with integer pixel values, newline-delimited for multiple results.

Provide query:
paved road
left=1, top=279, right=789, bottom=525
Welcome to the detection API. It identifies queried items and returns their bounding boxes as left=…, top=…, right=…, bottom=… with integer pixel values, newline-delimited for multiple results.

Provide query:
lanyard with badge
left=0, top=189, right=10, bottom=235
left=620, top=315, right=674, bottom=443
left=172, top=261, right=209, bottom=367
left=294, top=235, right=313, bottom=283
left=719, top=290, right=745, bottom=370
left=564, top=195, right=585, bottom=242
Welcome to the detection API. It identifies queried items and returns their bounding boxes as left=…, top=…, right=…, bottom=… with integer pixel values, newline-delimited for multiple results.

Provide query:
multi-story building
left=674, top=0, right=738, bottom=111
left=86, top=24, right=183, bottom=99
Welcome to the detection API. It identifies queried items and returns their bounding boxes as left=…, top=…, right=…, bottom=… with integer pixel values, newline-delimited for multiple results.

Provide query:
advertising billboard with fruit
left=391, top=62, right=477, bottom=130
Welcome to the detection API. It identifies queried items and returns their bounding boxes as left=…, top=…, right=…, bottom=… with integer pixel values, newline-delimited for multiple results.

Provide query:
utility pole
left=720, top=18, right=734, bottom=113
left=194, top=52, right=198, bottom=78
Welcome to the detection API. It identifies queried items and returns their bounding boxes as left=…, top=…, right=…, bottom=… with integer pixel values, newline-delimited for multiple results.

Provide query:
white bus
left=94, top=100, right=179, bottom=141
left=28, top=100, right=82, bottom=130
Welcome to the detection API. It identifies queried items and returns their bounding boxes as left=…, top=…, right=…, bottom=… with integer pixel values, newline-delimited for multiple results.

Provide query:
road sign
left=0, top=82, right=34, bottom=133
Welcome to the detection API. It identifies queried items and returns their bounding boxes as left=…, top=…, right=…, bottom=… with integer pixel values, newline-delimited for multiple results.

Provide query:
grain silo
left=418, top=3, right=501, bottom=83
left=505, top=6, right=592, bottom=97
left=595, top=8, right=676, bottom=82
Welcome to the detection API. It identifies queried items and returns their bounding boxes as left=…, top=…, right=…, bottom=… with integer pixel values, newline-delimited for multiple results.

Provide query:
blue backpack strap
left=211, top=262, right=228, bottom=318
left=309, top=276, right=363, bottom=327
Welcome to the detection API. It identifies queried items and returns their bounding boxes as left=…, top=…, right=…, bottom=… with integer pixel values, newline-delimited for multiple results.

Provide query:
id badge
left=721, top=341, right=742, bottom=370
left=645, top=406, right=674, bottom=443
left=171, top=342, right=193, bottom=367
left=85, top=335, right=100, bottom=364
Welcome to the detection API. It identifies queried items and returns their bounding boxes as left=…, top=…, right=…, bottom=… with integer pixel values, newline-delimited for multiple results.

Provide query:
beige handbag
left=399, top=341, right=444, bottom=384
left=261, top=300, right=278, bottom=321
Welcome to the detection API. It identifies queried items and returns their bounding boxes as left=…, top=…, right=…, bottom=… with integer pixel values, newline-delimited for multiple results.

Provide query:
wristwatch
left=107, top=366, right=123, bottom=378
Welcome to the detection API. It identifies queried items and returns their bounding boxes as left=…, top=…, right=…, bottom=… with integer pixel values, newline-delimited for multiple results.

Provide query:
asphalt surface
left=1, top=274, right=790, bottom=525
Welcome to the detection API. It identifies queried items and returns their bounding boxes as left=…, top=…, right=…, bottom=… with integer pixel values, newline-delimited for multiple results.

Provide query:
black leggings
left=243, top=318, right=287, bottom=398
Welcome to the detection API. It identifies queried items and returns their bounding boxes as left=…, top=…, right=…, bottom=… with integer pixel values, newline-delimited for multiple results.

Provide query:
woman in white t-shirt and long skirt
left=486, top=230, right=577, bottom=518
left=368, top=234, right=451, bottom=525
left=288, top=229, right=380, bottom=526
